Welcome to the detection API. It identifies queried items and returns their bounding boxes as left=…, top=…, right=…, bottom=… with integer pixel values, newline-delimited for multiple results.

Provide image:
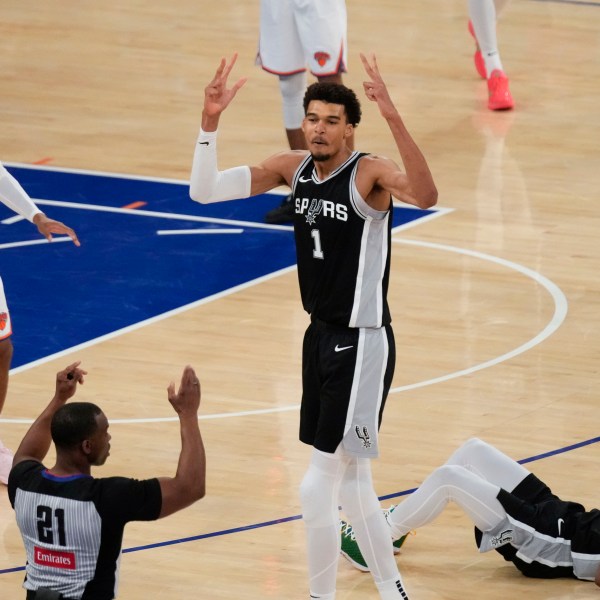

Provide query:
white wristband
left=189, top=129, right=251, bottom=203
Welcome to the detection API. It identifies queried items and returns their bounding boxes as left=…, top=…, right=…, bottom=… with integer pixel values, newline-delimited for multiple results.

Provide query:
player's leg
left=339, top=454, right=411, bottom=599
left=258, top=0, right=307, bottom=224
left=0, top=278, right=14, bottom=484
left=279, top=72, right=309, bottom=151
left=0, top=277, right=13, bottom=415
left=296, top=0, right=352, bottom=150
left=300, top=447, right=349, bottom=599
left=387, top=464, right=506, bottom=541
left=257, top=0, right=307, bottom=149
left=467, top=0, right=514, bottom=110
left=445, top=437, right=530, bottom=492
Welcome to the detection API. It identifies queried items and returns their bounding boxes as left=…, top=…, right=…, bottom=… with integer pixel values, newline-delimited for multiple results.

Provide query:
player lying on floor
left=340, top=437, right=600, bottom=587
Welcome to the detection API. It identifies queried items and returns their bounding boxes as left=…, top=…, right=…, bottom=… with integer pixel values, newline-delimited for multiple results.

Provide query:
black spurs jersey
left=8, top=460, right=162, bottom=600
left=292, top=151, right=393, bottom=328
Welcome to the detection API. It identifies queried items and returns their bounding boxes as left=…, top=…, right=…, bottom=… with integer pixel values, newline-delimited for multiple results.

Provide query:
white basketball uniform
left=0, top=277, right=12, bottom=340
left=257, top=0, right=347, bottom=77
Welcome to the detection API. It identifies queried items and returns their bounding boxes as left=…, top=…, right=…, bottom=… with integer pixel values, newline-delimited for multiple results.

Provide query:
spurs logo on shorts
left=491, top=529, right=513, bottom=547
left=355, top=426, right=371, bottom=449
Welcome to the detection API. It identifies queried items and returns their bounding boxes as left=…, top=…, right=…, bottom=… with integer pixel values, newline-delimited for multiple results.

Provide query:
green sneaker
left=340, top=508, right=410, bottom=572
left=383, top=505, right=409, bottom=554
left=340, top=519, right=369, bottom=572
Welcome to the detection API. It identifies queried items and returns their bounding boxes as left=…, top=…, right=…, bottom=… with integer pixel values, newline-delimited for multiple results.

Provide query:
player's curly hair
left=303, top=82, right=362, bottom=127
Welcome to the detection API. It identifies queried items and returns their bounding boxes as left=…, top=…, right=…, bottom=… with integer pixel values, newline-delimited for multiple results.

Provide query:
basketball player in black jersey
left=189, top=53, right=437, bottom=600
left=8, top=361, right=206, bottom=600
left=340, top=437, right=600, bottom=587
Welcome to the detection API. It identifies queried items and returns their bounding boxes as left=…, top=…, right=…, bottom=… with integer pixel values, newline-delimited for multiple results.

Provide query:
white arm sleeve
left=189, top=129, right=251, bottom=204
left=0, top=163, right=42, bottom=222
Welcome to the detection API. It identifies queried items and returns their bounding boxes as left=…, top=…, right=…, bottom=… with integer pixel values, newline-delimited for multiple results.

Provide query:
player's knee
left=278, top=72, right=307, bottom=129
left=435, top=464, right=465, bottom=486
left=300, top=469, right=331, bottom=526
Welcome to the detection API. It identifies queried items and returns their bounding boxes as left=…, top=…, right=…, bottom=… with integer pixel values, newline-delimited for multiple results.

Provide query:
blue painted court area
left=1, top=164, right=435, bottom=369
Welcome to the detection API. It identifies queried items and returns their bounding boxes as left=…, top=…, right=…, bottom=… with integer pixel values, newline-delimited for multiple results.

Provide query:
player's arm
left=0, top=163, right=80, bottom=245
left=12, top=362, right=87, bottom=466
left=359, top=53, right=437, bottom=210
left=190, top=54, right=295, bottom=202
left=157, top=365, right=206, bottom=518
left=595, top=564, right=600, bottom=587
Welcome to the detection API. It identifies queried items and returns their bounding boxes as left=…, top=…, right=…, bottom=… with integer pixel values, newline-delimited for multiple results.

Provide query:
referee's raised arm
left=157, top=365, right=206, bottom=518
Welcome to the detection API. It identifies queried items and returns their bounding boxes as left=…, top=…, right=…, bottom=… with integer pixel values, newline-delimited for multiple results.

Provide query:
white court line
left=31, top=198, right=292, bottom=232
left=156, top=228, right=243, bottom=235
left=2, top=214, right=26, bottom=225
left=388, top=239, right=568, bottom=393
left=0, top=237, right=72, bottom=250
left=1, top=238, right=566, bottom=425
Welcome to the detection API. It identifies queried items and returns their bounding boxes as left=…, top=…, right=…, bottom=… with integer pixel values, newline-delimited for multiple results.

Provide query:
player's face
left=88, top=412, right=111, bottom=466
left=302, top=101, right=353, bottom=162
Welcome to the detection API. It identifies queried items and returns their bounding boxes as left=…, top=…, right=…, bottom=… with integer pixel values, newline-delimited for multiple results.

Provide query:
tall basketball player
left=189, top=53, right=437, bottom=599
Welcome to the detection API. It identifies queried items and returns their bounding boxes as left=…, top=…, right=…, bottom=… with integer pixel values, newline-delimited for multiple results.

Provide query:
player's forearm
left=14, top=395, right=63, bottom=463
left=0, top=164, right=42, bottom=222
left=174, top=413, right=206, bottom=501
left=386, top=113, right=438, bottom=209
left=189, top=128, right=251, bottom=203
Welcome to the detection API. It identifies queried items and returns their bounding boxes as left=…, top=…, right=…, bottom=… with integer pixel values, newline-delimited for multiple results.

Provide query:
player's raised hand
left=203, top=54, right=248, bottom=119
left=359, top=53, right=398, bottom=120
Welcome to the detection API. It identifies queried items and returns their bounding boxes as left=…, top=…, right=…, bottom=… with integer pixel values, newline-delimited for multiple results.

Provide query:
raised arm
left=157, top=365, right=206, bottom=518
left=189, top=55, right=290, bottom=204
left=13, top=362, right=87, bottom=466
left=359, top=53, right=438, bottom=209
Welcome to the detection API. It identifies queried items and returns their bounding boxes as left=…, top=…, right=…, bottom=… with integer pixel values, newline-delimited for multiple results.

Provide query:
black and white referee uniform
left=9, top=460, right=162, bottom=599
left=292, top=151, right=395, bottom=459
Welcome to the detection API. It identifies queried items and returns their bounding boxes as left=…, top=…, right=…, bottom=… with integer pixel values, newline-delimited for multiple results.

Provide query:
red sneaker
left=487, top=69, right=514, bottom=111
left=468, top=20, right=487, bottom=79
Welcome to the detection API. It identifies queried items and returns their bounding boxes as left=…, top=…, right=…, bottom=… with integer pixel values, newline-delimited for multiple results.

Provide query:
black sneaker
left=265, top=195, right=294, bottom=224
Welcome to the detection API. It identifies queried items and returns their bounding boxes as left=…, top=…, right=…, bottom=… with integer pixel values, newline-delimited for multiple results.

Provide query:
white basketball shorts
left=257, top=0, right=348, bottom=77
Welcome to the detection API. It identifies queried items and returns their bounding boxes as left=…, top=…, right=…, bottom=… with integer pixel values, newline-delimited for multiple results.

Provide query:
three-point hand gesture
left=360, top=53, right=398, bottom=120
left=33, top=213, right=80, bottom=246
left=168, top=365, right=201, bottom=417
left=203, top=54, right=247, bottom=122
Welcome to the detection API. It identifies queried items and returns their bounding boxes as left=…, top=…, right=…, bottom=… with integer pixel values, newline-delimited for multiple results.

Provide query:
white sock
left=376, top=575, right=410, bottom=599
left=468, top=0, right=504, bottom=75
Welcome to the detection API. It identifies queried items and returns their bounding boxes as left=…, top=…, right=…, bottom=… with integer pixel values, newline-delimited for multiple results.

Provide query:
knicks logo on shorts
left=0, top=312, right=7, bottom=331
left=314, top=51, right=331, bottom=67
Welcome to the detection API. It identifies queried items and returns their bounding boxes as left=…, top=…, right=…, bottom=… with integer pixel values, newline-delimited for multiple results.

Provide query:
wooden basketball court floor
left=1, top=1, right=600, bottom=598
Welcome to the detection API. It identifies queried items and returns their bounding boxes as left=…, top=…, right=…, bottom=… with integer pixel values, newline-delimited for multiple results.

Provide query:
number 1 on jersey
left=311, top=229, right=324, bottom=260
